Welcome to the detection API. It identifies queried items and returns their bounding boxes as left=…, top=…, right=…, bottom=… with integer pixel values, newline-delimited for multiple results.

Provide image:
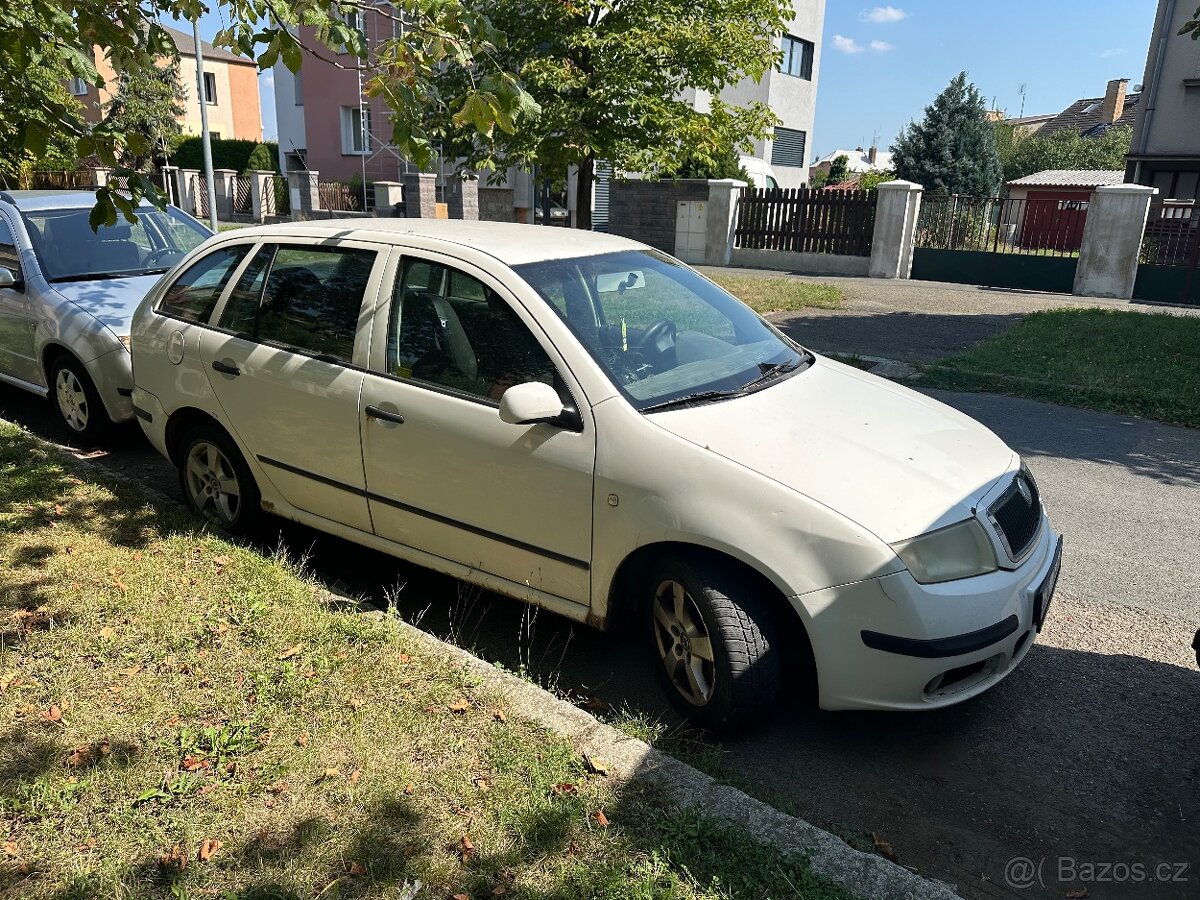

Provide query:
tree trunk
left=575, top=154, right=594, bottom=230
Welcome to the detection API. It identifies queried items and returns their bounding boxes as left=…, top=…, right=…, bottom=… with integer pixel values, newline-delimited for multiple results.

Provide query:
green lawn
left=706, top=274, right=844, bottom=315
left=921, top=308, right=1200, bottom=428
left=0, top=421, right=851, bottom=900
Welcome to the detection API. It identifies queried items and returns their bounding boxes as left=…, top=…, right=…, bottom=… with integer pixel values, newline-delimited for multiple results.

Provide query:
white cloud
left=1100, top=47, right=1127, bottom=58
left=833, top=34, right=865, bottom=54
left=870, top=40, right=894, bottom=52
left=860, top=6, right=907, bottom=24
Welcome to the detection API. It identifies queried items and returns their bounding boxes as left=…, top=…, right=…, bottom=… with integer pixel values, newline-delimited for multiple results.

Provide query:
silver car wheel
left=184, top=441, right=242, bottom=525
left=652, top=578, right=716, bottom=706
left=55, top=368, right=90, bottom=432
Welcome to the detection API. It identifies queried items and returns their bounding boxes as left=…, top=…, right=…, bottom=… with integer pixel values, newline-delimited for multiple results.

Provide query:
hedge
left=170, top=137, right=280, bottom=174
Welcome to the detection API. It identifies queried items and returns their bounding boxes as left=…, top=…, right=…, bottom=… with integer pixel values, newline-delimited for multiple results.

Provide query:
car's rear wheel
left=49, top=354, right=110, bottom=445
left=645, top=555, right=780, bottom=730
left=177, top=424, right=260, bottom=534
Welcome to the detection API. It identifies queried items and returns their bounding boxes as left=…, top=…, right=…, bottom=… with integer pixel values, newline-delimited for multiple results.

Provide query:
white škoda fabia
left=130, top=220, right=1062, bottom=729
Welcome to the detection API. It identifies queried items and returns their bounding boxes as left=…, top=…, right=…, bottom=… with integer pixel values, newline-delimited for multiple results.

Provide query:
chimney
left=868, top=146, right=878, bottom=166
left=1099, top=78, right=1128, bottom=124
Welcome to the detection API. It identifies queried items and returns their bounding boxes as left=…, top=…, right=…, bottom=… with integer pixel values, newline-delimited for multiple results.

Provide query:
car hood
left=648, top=357, right=1016, bottom=544
left=51, top=275, right=162, bottom=333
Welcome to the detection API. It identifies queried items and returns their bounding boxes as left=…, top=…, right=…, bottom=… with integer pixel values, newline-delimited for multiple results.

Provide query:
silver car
left=0, top=190, right=211, bottom=443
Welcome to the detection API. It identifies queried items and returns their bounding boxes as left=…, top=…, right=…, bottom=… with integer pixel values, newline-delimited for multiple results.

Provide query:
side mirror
left=0, top=267, right=20, bottom=290
left=499, top=381, right=567, bottom=426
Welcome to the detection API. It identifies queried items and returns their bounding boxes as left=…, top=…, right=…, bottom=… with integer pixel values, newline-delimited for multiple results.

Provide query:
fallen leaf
left=40, top=705, right=64, bottom=725
left=118, top=665, right=142, bottom=677
left=448, top=698, right=471, bottom=714
left=159, top=843, right=188, bottom=871
left=267, top=780, right=287, bottom=793
left=453, top=895, right=469, bottom=900
left=349, top=769, right=362, bottom=785
left=98, top=626, right=115, bottom=640
left=404, top=783, right=415, bottom=795
left=295, top=734, right=309, bottom=748
left=473, top=777, right=491, bottom=792
left=213, top=555, right=231, bottom=568
left=347, top=696, right=365, bottom=709
left=460, top=834, right=476, bottom=861
left=1066, top=890, right=1089, bottom=900
left=181, top=756, right=209, bottom=772
left=552, top=782, right=577, bottom=796
left=277, top=644, right=304, bottom=661
left=348, top=861, right=366, bottom=876
left=197, top=838, right=222, bottom=861
left=398, top=653, right=411, bottom=663
left=593, top=809, right=609, bottom=827
left=0, top=674, right=18, bottom=692
left=583, top=753, right=608, bottom=776
left=54, top=504, right=64, bottom=516
left=493, top=710, right=508, bottom=723
left=97, top=739, right=111, bottom=756
left=566, top=841, right=581, bottom=855
left=77, top=837, right=98, bottom=851
left=65, top=746, right=93, bottom=767
left=321, top=767, right=342, bottom=780
left=113, top=579, right=128, bottom=593
left=1, top=841, right=18, bottom=858
left=583, top=695, right=611, bottom=712
left=871, top=832, right=898, bottom=863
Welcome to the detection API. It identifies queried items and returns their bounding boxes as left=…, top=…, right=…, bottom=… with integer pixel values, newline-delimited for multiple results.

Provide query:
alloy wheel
left=652, top=578, right=716, bottom=706
left=55, top=368, right=89, bottom=432
left=184, top=441, right=242, bottom=525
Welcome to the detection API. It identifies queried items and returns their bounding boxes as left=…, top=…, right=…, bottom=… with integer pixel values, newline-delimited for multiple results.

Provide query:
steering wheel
left=143, top=247, right=181, bottom=266
left=636, top=318, right=677, bottom=366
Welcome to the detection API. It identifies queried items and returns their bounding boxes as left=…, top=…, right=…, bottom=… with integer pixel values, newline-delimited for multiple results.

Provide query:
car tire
left=49, top=354, right=110, bottom=446
left=177, top=424, right=261, bottom=535
left=645, top=554, right=781, bottom=731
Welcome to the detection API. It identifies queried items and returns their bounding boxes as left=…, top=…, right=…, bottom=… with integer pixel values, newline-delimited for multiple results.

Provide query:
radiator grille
left=989, top=468, right=1042, bottom=560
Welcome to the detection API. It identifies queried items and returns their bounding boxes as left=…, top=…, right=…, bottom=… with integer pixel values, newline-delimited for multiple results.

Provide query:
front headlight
left=891, top=519, right=998, bottom=584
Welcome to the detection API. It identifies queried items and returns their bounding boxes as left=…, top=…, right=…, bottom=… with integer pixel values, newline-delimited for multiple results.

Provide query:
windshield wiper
left=641, top=389, right=746, bottom=414
left=740, top=358, right=809, bottom=392
left=50, top=271, right=144, bottom=283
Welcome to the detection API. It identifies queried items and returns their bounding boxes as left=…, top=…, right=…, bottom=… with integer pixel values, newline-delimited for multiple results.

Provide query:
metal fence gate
left=910, top=195, right=1084, bottom=293
left=189, top=174, right=209, bottom=219
left=1134, top=201, right=1199, bottom=305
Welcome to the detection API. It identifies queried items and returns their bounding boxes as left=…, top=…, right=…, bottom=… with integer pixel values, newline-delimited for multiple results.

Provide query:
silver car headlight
left=891, top=519, right=998, bottom=584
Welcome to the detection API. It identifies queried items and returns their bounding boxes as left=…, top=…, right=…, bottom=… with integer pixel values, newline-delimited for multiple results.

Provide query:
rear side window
left=234, top=245, right=376, bottom=362
left=0, top=216, right=20, bottom=276
left=159, top=246, right=249, bottom=323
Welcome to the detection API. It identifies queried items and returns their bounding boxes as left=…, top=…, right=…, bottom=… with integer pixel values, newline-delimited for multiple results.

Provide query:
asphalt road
left=2, top=383, right=1198, bottom=900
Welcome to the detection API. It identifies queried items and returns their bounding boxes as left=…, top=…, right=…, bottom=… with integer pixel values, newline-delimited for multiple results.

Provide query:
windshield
left=514, top=250, right=807, bottom=411
left=22, top=205, right=211, bottom=282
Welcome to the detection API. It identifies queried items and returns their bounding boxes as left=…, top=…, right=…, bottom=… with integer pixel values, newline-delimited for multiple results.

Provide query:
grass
left=920, top=307, right=1200, bottom=428
left=0, top=420, right=853, bottom=900
left=706, top=275, right=844, bottom=315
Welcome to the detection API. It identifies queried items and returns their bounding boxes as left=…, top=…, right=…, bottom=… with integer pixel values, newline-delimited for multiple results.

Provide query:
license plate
left=1034, top=536, right=1063, bottom=632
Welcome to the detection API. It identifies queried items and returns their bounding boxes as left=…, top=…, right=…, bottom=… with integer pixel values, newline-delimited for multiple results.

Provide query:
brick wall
left=607, top=180, right=710, bottom=254
left=479, top=188, right=516, bottom=222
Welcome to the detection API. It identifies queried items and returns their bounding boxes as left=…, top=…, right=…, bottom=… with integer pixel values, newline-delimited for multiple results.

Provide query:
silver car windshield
left=22, top=206, right=210, bottom=282
left=514, top=250, right=807, bottom=411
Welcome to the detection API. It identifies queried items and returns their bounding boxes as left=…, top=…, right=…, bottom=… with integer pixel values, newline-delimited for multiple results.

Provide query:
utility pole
left=192, top=20, right=218, bottom=232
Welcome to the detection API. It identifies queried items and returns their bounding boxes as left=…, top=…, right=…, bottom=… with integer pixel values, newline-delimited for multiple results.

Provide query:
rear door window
left=0, top=216, right=21, bottom=277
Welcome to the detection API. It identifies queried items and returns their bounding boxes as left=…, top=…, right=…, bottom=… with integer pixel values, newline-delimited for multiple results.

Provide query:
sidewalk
left=697, top=268, right=1200, bottom=362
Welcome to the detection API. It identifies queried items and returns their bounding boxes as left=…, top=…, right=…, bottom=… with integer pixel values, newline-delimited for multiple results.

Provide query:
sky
left=812, top=0, right=1161, bottom=160
left=188, top=0, right=1163, bottom=153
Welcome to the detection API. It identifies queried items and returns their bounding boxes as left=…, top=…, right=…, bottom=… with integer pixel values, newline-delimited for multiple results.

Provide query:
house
left=1038, top=79, right=1141, bottom=139
left=808, top=146, right=894, bottom=185
left=272, top=1, right=825, bottom=219
left=1126, top=0, right=1200, bottom=201
left=1001, top=170, right=1125, bottom=252
left=69, top=25, right=262, bottom=142
left=994, top=113, right=1057, bottom=137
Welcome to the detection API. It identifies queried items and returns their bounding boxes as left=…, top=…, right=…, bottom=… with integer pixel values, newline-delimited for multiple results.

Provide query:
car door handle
left=211, top=360, right=240, bottom=376
left=364, top=405, right=405, bottom=425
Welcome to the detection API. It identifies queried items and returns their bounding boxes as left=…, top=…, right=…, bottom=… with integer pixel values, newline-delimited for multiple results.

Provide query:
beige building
left=71, top=25, right=262, bottom=142
left=1127, top=0, right=1200, bottom=200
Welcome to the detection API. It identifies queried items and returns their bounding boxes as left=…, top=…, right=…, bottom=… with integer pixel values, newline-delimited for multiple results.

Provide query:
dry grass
left=0, top=420, right=850, bottom=900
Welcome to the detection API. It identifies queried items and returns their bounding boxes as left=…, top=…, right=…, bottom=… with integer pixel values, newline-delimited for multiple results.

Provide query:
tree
left=997, top=125, right=1131, bottom=184
left=674, top=140, right=753, bottom=183
left=2, top=1, right=538, bottom=227
left=423, top=0, right=791, bottom=228
left=825, top=154, right=850, bottom=185
left=858, top=168, right=896, bottom=191
left=892, top=72, right=1002, bottom=196
left=1182, top=5, right=1200, bottom=38
left=0, top=32, right=78, bottom=189
left=101, top=58, right=186, bottom=173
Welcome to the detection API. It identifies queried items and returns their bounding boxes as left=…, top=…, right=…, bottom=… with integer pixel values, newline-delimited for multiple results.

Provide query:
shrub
left=171, top=137, right=280, bottom=174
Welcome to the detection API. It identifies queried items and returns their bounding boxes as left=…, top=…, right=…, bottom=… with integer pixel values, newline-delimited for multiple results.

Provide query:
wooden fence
left=735, top=188, right=876, bottom=256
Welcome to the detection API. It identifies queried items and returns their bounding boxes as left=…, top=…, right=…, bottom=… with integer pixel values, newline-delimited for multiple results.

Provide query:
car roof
left=0, top=190, right=157, bottom=212
left=215, top=218, right=648, bottom=266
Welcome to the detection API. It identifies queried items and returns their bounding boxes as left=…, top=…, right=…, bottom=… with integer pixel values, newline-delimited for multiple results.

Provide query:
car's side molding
left=860, top=614, right=1020, bottom=659
left=255, top=454, right=591, bottom=572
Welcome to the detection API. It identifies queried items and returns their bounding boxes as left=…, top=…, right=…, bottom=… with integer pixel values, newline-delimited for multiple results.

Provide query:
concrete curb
left=357, top=600, right=963, bottom=900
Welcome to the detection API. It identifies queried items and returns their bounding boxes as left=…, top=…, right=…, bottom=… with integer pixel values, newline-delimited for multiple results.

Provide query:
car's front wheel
left=177, top=424, right=260, bottom=534
left=49, top=354, right=110, bottom=445
left=646, top=555, right=781, bottom=730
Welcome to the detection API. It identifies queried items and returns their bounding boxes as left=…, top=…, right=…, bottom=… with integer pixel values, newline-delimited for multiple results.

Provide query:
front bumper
left=88, top=347, right=135, bottom=423
left=793, top=518, right=1061, bottom=711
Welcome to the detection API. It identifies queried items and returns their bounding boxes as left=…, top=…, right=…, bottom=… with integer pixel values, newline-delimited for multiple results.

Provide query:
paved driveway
left=2, top=381, right=1197, bottom=900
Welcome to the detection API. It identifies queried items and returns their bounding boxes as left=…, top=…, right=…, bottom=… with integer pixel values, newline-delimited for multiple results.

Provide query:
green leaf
left=23, top=121, right=48, bottom=157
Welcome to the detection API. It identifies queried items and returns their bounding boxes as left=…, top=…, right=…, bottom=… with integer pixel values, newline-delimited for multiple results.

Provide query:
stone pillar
left=212, top=168, right=237, bottom=219
left=176, top=170, right=200, bottom=216
left=445, top=177, right=479, bottom=220
left=287, top=169, right=319, bottom=220
left=402, top=172, right=438, bottom=218
left=869, top=181, right=924, bottom=279
left=249, top=170, right=275, bottom=222
left=704, top=179, right=747, bottom=266
left=1073, top=184, right=1157, bottom=300
left=88, top=167, right=112, bottom=188
left=373, top=181, right=404, bottom=217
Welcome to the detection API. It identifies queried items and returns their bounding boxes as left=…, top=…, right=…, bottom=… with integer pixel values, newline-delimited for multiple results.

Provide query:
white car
left=130, top=220, right=1062, bottom=729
